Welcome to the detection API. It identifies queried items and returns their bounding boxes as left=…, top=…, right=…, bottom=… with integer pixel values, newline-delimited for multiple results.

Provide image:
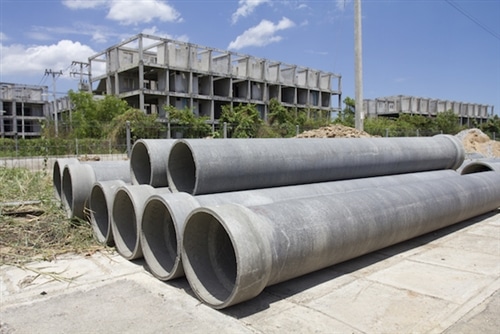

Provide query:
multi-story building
left=88, top=33, right=342, bottom=124
left=0, top=83, right=49, bottom=138
left=364, top=95, right=494, bottom=126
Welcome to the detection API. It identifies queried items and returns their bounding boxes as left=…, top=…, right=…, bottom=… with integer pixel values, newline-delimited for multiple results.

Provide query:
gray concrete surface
left=1, top=209, right=499, bottom=333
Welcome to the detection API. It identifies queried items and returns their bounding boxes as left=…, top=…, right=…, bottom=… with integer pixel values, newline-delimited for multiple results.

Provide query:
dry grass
left=0, top=167, right=103, bottom=265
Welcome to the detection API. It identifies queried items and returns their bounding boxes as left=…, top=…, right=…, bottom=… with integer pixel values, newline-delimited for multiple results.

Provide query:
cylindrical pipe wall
left=167, top=136, right=464, bottom=194
left=61, top=161, right=132, bottom=219
left=89, top=179, right=128, bottom=245
left=182, top=171, right=500, bottom=309
left=112, top=184, right=171, bottom=260
left=130, top=139, right=176, bottom=187
left=141, top=170, right=459, bottom=280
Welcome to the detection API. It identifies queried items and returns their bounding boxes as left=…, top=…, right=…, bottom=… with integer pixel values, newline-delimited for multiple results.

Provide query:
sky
left=1, top=0, right=499, bottom=115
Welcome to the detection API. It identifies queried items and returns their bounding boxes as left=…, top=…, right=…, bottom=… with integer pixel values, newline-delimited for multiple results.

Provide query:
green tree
left=334, top=97, right=355, bottom=127
left=65, top=91, right=130, bottom=139
left=479, top=115, right=500, bottom=138
left=108, top=109, right=163, bottom=145
left=268, top=98, right=296, bottom=137
left=220, top=103, right=263, bottom=138
left=166, top=106, right=212, bottom=138
left=435, top=110, right=461, bottom=134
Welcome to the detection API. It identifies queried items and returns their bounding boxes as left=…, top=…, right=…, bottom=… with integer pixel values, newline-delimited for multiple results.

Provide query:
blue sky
left=1, top=0, right=499, bottom=115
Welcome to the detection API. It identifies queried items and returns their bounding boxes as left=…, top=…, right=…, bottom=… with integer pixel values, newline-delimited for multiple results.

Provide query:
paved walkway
left=1, top=209, right=499, bottom=333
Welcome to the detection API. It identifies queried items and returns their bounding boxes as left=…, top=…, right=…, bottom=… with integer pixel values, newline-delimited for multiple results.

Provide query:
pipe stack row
left=52, top=135, right=500, bottom=309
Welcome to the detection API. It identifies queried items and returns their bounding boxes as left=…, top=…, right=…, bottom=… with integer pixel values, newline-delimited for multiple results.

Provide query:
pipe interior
left=142, top=200, right=177, bottom=275
left=90, top=185, right=109, bottom=241
left=61, top=168, right=74, bottom=217
left=112, top=190, right=138, bottom=256
left=131, top=142, right=152, bottom=185
left=53, top=162, right=63, bottom=199
left=168, top=142, right=196, bottom=193
left=461, top=164, right=493, bottom=175
left=184, top=211, right=237, bottom=305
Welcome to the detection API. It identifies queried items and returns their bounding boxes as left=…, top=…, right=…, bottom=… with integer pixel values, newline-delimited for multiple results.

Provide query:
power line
left=444, top=0, right=500, bottom=41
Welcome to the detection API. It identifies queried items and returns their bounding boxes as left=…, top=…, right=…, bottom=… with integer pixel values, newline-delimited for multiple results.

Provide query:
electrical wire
left=444, top=0, right=500, bottom=41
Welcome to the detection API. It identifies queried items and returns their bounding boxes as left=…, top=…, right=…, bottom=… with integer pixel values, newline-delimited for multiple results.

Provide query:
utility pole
left=354, top=0, right=364, bottom=131
left=70, top=61, right=90, bottom=91
left=45, top=69, right=63, bottom=137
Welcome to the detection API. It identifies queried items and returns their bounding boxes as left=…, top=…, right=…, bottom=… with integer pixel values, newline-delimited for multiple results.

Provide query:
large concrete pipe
left=61, top=161, right=131, bottom=219
left=88, top=180, right=128, bottom=245
left=167, top=136, right=464, bottom=195
left=141, top=170, right=460, bottom=281
left=53, top=158, right=79, bottom=200
left=182, top=171, right=500, bottom=309
left=130, top=139, right=176, bottom=187
left=111, top=184, right=171, bottom=260
left=460, top=159, right=500, bottom=174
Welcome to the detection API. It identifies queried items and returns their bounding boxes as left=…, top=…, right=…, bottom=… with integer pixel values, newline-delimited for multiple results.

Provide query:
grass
left=0, top=167, right=103, bottom=265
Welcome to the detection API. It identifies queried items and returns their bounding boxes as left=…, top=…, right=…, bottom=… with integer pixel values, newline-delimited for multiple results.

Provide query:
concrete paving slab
left=1, top=209, right=499, bottom=333
left=367, top=260, right=495, bottom=303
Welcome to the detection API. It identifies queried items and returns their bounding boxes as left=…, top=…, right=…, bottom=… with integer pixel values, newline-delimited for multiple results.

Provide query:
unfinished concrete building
left=364, top=95, right=494, bottom=126
left=0, top=83, right=49, bottom=138
left=88, top=34, right=342, bottom=124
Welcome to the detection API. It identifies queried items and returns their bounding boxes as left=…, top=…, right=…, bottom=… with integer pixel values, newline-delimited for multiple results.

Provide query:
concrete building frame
left=364, top=95, right=494, bottom=126
left=0, top=83, right=49, bottom=139
left=88, top=34, right=342, bottom=126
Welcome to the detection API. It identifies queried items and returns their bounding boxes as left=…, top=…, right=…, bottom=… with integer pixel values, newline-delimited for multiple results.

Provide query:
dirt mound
left=297, top=124, right=372, bottom=138
left=455, top=128, right=500, bottom=158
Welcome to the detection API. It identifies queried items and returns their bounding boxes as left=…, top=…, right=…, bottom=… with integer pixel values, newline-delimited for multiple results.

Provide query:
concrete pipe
left=130, top=139, right=177, bottom=187
left=53, top=158, right=80, bottom=200
left=141, top=170, right=459, bottom=281
left=61, top=161, right=131, bottom=219
left=88, top=180, right=128, bottom=245
left=182, top=171, right=500, bottom=309
left=460, top=159, right=500, bottom=175
left=111, top=184, right=171, bottom=260
left=167, top=135, right=464, bottom=195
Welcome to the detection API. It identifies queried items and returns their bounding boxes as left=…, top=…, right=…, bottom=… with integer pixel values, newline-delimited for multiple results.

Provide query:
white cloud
left=0, top=40, right=95, bottom=77
left=336, top=0, right=351, bottom=11
left=107, top=0, right=181, bottom=25
left=62, top=0, right=108, bottom=9
left=232, top=0, right=269, bottom=24
left=228, top=17, right=295, bottom=50
left=0, top=32, right=8, bottom=42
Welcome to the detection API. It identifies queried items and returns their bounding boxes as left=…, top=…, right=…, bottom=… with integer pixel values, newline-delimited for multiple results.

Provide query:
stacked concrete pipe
left=141, top=170, right=460, bottom=281
left=111, top=184, right=171, bottom=260
left=61, top=161, right=131, bottom=219
left=88, top=180, right=128, bottom=245
left=167, top=135, right=464, bottom=195
left=53, top=158, right=80, bottom=200
left=181, top=171, right=500, bottom=309
left=130, top=139, right=176, bottom=186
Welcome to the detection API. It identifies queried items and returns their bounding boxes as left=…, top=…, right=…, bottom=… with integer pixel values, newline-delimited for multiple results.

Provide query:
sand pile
left=455, top=128, right=500, bottom=158
left=297, top=124, right=372, bottom=138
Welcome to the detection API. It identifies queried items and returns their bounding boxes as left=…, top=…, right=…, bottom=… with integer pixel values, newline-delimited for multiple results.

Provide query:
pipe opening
left=168, top=142, right=196, bottom=193
left=142, top=200, right=178, bottom=277
left=112, top=190, right=138, bottom=257
left=61, top=168, right=73, bottom=217
left=461, top=163, right=493, bottom=175
left=183, top=211, right=237, bottom=305
left=131, top=142, right=152, bottom=185
left=89, top=185, right=109, bottom=243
